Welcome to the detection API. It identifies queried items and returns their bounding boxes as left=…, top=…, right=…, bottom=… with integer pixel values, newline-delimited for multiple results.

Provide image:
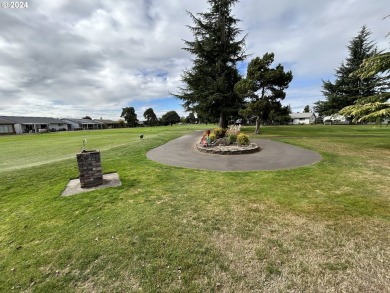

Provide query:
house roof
left=0, top=116, right=64, bottom=124
left=0, top=117, right=15, bottom=124
left=290, top=113, right=316, bottom=119
left=62, top=118, right=103, bottom=125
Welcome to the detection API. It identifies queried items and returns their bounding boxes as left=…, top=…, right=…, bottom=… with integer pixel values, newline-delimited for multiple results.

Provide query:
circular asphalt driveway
left=146, top=131, right=322, bottom=171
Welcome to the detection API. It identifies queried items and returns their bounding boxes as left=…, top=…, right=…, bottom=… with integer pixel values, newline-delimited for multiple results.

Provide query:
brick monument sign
left=76, top=150, right=103, bottom=188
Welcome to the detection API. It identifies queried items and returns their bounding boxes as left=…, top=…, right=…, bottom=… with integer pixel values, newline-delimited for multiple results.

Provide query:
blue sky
left=0, top=0, right=388, bottom=120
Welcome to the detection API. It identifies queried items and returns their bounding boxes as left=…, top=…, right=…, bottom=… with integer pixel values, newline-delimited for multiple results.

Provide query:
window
left=0, top=125, right=13, bottom=133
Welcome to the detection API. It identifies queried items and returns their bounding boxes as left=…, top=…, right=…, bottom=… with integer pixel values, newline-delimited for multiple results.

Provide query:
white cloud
left=0, top=0, right=388, bottom=119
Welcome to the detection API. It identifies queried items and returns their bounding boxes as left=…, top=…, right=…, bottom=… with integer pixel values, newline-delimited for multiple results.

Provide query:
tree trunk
left=255, top=116, right=261, bottom=134
left=219, top=112, right=227, bottom=129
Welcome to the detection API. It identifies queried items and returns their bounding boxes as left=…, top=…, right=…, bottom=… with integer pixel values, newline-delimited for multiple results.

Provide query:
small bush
left=213, top=128, right=226, bottom=139
left=227, top=133, right=237, bottom=144
left=209, top=132, right=216, bottom=142
left=237, top=133, right=250, bottom=145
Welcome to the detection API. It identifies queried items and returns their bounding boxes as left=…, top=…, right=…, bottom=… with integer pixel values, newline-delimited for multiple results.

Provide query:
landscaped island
left=196, top=125, right=260, bottom=155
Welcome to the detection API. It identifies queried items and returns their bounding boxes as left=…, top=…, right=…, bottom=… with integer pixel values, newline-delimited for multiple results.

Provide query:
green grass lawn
left=1, top=125, right=389, bottom=292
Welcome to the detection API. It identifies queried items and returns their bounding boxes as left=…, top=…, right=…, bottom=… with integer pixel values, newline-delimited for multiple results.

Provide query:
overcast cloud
left=0, top=0, right=388, bottom=120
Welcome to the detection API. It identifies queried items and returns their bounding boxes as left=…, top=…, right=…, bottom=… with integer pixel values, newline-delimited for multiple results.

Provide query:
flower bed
left=196, top=125, right=260, bottom=155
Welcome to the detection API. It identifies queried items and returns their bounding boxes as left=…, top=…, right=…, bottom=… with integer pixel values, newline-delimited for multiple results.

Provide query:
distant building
left=62, top=118, right=103, bottom=130
left=0, top=116, right=67, bottom=134
left=290, top=113, right=316, bottom=125
left=323, top=114, right=349, bottom=125
left=94, top=118, right=121, bottom=129
left=0, top=117, right=16, bottom=134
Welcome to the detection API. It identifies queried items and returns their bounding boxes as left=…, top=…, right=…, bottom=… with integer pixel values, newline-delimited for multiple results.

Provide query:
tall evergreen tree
left=174, top=0, right=247, bottom=128
left=235, top=53, right=293, bottom=133
left=340, top=26, right=390, bottom=123
left=314, top=26, right=383, bottom=116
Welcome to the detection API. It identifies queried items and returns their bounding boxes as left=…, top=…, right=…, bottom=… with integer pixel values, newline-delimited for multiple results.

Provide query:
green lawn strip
left=261, top=135, right=390, bottom=219
left=1, top=125, right=389, bottom=292
left=244, top=124, right=390, bottom=138
left=0, top=125, right=202, bottom=173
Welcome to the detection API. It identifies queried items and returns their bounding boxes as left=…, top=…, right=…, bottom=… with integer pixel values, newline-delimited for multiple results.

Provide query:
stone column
left=76, top=150, right=103, bottom=188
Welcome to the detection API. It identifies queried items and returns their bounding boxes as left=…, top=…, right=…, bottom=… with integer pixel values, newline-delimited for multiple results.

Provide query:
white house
left=290, top=113, right=316, bottom=125
left=0, top=116, right=68, bottom=134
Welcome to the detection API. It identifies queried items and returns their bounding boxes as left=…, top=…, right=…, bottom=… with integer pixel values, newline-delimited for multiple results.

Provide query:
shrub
left=213, top=128, right=226, bottom=139
left=226, top=133, right=237, bottom=144
left=225, top=125, right=241, bottom=144
left=237, top=133, right=250, bottom=146
left=209, top=132, right=216, bottom=142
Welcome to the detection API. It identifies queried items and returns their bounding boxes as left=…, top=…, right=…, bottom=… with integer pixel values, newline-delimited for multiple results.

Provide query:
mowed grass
left=0, top=126, right=202, bottom=172
left=0, top=125, right=389, bottom=292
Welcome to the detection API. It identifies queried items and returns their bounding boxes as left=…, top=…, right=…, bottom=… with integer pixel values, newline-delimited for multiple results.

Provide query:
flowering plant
left=225, top=125, right=241, bottom=144
left=237, top=133, right=250, bottom=145
left=225, top=125, right=241, bottom=136
left=213, top=128, right=226, bottom=139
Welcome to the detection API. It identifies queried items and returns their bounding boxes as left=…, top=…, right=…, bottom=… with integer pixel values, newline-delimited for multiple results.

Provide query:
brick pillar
left=76, top=150, right=103, bottom=188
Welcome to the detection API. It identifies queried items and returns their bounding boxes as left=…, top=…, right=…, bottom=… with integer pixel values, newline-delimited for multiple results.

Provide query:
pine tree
left=339, top=26, right=390, bottom=123
left=314, top=26, right=383, bottom=116
left=235, top=53, right=293, bottom=133
left=174, top=0, right=247, bottom=128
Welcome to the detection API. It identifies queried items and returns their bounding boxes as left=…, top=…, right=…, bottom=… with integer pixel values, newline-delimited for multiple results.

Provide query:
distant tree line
left=120, top=107, right=195, bottom=127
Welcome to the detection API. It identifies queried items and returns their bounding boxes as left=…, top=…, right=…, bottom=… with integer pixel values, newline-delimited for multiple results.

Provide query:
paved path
left=146, top=131, right=322, bottom=171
